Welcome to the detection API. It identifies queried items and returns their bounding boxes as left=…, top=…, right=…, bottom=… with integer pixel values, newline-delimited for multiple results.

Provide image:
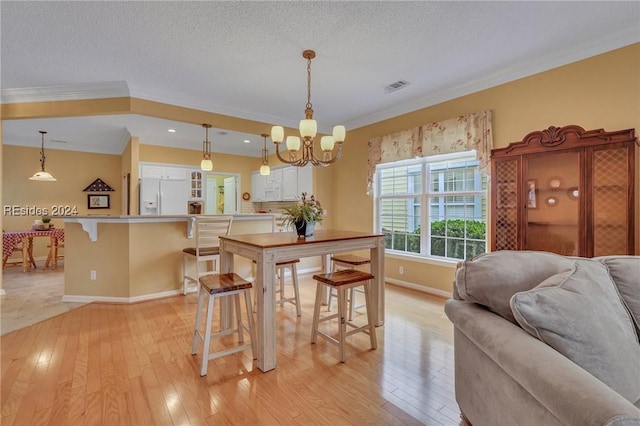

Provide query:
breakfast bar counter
left=61, top=214, right=280, bottom=303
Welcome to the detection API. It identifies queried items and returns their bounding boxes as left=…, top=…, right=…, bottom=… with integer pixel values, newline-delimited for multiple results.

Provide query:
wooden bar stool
left=328, top=254, right=371, bottom=320
left=191, top=273, right=256, bottom=376
left=311, top=269, right=377, bottom=362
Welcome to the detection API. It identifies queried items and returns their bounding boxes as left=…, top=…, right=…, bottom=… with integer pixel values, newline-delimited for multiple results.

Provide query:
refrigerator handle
left=158, top=191, right=162, bottom=215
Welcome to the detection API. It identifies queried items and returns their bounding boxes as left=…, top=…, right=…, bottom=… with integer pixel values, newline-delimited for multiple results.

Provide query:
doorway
left=204, top=173, right=240, bottom=214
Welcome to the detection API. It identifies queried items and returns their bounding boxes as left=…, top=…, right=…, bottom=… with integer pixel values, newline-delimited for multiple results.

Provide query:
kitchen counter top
left=63, top=213, right=276, bottom=241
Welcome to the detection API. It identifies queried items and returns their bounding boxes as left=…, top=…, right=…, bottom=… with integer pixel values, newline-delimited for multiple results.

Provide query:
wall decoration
left=83, top=178, right=115, bottom=192
left=567, top=187, right=579, bottom=200
left=548, top=177, right=562, bottom=189
left=88, top=194, right=110, bottom=209
left=242, top=192, right=251, bottom=201
left=546, top=196, right=559, bottom=206
left=527, top=179, right=538, bottom=209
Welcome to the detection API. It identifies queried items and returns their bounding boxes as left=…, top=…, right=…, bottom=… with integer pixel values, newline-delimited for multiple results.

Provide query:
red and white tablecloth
left=2, top=229, right=65, bottom=258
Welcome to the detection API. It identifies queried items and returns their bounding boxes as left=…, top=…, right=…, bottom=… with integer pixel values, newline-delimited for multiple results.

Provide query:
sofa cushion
left=596, top=256, right=640, bottom=334
left=455, top=250, right=575, bottom=323
left=510, top=260, right=640, bottom=405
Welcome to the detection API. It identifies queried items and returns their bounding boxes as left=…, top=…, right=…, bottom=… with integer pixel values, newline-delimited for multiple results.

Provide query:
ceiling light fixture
left=200, top=123, right=213, bottom=171
left=29, top=130, right=56, bottom=181
left=271, top=50, right=345, bottom=167
left=259, top=133, right=270, bottom=176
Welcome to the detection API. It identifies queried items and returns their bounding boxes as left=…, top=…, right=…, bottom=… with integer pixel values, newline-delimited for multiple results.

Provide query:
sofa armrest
left=445, top=299, right=640, bottom=426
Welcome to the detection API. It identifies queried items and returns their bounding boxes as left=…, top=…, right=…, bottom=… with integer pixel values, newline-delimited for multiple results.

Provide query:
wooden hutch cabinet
left=491, top=125, right=636, bottom=257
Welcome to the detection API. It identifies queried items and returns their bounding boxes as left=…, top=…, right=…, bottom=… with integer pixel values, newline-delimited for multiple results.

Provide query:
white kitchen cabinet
left=140, top=164, right=188, bottom=180
left=252, top=165, right=313, bottom=202
left=251, top=172, right=266, bottom=202
left=282, top=167, right=299, bottom=200
left=263, top=168, right=282, bottom=201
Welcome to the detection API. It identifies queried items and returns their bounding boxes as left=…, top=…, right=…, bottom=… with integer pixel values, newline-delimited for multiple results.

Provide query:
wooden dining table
left=219, top=229, right=385, bottom=372
left=2, top=228, right=65, bottom=272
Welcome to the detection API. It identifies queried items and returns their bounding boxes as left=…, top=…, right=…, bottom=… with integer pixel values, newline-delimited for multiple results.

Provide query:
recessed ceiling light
left=243, top=139, right=251, bottom=144
left=168, top=129, right=176, bottom=133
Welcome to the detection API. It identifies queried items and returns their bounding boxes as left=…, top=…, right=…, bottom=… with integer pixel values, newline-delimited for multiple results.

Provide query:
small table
left=2, top=229, right=65, bottom=272
left=219, top=230, right=385, bottom=372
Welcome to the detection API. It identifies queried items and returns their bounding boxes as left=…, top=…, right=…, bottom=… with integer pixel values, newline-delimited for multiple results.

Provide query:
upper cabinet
left=251, top=172, right=266, bottom=202
left=140, top=164, right=188, bottom=180
left=190, top=171, right=203, bottom=199
left=252, top=165, right=313, bottom=202
left=491, top=125, right=636, bottom=257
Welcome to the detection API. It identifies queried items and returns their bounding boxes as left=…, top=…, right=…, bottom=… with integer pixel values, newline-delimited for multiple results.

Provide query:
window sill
left=385, top=251, right=459, bottom=268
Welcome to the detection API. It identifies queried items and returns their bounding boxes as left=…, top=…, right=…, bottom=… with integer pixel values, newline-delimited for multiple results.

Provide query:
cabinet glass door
left=525, top=151, right=580, bottom=256
left=592, top=146, right=630, bottom=256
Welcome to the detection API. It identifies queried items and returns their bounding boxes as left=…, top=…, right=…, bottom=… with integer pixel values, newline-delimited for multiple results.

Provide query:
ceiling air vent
left=384, top=80, right=410, bottom=94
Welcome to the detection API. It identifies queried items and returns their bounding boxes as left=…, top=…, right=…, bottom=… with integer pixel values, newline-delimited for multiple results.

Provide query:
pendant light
left=259, top=133, right=270, bottom=176
left=200, top=124, right=213, bottom=171
left=29, top=130, right=57, bottom=181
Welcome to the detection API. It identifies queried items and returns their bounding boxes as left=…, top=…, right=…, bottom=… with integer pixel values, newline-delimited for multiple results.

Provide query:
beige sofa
left=445, top=251, right=640, bottom=426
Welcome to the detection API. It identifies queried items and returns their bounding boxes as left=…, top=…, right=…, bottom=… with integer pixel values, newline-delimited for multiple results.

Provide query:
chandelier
left=200, top=123, right=213, bottom=171
left=271, top=50, right=345, bottom=167
left=259, top=133, right=270, bottom=176
left=29, top=130, right=57, bottom=181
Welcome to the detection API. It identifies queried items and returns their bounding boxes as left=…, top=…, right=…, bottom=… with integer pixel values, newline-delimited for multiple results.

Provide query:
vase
left=294, top=220, right=315, bottom=238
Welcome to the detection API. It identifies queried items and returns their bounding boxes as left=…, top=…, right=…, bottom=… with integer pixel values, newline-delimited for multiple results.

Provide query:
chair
left=327, top=254, right=371, bottom=320
left=2, top=233, right=36, bottom=270
left=182, top=215, right=233, bottom=295
left=191, top=273, right=256, bottom=376
left=45, top=240, right=64, bottom=270
left=311, top=269, right=377, bottom=362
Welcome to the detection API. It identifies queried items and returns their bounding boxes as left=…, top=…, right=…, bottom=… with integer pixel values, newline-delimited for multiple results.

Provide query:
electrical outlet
left=90, top=270, right=97, bottom=280
left=399, top=266, right=404, bottom=275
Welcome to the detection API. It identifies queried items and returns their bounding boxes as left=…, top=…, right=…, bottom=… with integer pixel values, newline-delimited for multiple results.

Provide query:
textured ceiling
left=1, top=1, right=639, bottom=157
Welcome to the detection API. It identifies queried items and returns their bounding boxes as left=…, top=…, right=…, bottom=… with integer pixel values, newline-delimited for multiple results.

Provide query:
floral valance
left=367, top=110, right=493, bottom=193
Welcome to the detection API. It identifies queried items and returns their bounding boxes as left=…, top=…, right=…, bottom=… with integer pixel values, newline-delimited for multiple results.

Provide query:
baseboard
left=385, top=277, right=452, bottom=299
left=62, top=289, right=183, bottom=304
left=60, top=268, right=449, bottom=304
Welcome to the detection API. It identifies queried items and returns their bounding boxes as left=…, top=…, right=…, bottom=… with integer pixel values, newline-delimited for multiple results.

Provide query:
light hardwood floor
left=0, top=271, right=463, bottom=425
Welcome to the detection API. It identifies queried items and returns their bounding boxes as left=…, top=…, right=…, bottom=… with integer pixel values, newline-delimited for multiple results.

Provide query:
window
left=375, top=151, right=487, bottom=261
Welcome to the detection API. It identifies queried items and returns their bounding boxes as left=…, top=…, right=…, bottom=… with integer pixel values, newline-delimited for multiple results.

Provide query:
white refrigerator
left=139, top=177, right=190, bottom=215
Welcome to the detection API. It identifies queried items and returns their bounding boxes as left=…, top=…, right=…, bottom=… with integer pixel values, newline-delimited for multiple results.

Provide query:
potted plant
left=281, top=192, right=323, bottom=237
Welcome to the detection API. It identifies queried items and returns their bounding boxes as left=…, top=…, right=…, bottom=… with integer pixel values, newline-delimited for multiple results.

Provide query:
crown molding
left=344, top=29, right=640, bottom=130
left=1, top=81, right=130, bottom=104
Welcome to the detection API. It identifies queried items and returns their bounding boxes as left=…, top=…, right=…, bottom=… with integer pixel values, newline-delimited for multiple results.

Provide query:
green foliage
left=431, top=219, right=485, bottom=239
left=383, top=219, right=486, bottom=260
left=281, top=192, right=324, bottom=228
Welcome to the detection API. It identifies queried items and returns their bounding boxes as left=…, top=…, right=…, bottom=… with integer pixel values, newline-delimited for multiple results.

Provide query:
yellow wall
left=332, top=43, right=640, bottom=294
left=2, top=145, right=122, bottom=258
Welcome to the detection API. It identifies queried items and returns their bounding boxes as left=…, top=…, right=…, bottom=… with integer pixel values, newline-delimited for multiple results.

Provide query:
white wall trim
left=62, top=289, right=182, bottom=304
left=385, top=277, right=452, bottom=299
left=1, top=81, right=130, bottom=104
